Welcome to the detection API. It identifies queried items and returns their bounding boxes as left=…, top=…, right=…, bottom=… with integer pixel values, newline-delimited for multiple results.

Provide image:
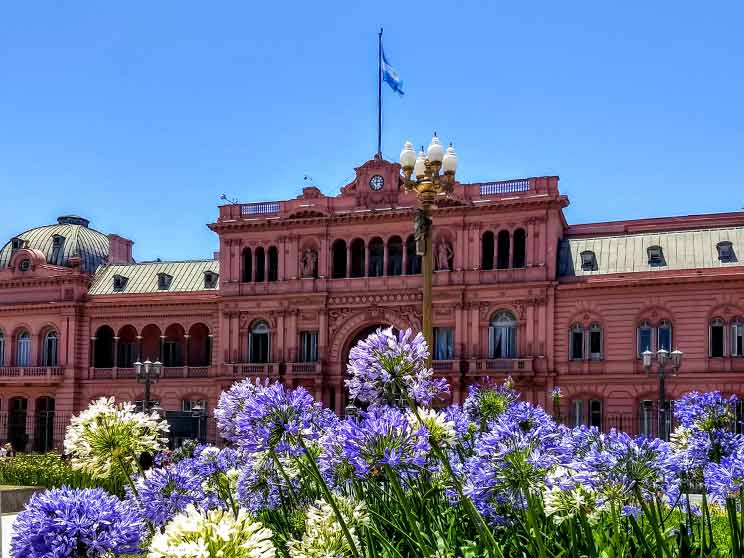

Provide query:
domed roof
left=0, top=215, right=110, bottom=273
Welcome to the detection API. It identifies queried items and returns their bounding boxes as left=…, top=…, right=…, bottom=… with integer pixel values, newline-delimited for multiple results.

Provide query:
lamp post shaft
left=658, top=371, right=667, bottom=441
left=422, top=208, right=434, bottom=369
left=144, top=375, right=151, bottom=413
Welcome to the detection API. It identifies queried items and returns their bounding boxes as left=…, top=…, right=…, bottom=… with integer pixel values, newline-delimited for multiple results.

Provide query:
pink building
left=1, top=156, right=743, bottom=449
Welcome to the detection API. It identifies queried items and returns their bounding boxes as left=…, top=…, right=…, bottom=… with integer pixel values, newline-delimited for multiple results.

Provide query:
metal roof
left=0, top=219, right=109, bottom=273
left=89, top=260, right=219, bottom=295
left=559, top=226, right=744, bottom=277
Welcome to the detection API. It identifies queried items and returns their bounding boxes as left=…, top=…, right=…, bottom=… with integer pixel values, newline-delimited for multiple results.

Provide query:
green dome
left=0, top=215, right=110, bottom=273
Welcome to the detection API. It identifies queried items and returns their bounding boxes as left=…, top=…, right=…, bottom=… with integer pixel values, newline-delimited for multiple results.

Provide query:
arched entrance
left=8, top=397, right=28, bottom=452
left=34, top=396, right=55, bottom=452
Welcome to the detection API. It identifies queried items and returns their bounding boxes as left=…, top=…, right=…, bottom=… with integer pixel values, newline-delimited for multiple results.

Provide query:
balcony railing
left=478, top=179, right=530, bottom=196
left=241, top=202, right=281, bottom=216
left=0, top=367, right=64, bottom=380
left=469, top=357, right=534, bottom=374
left=432, top=360, right=457, bottom=372
left=288, top=362, right=321, bottom=375
left=91, top=367, right=212, bottom=380
left=231, top=363, right=280, bottom=378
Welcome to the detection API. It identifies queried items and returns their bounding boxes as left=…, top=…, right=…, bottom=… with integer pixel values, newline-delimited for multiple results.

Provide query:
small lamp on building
left=191, top=403, right=206, bottom=442
left=134, top=359, right=163, bottom=413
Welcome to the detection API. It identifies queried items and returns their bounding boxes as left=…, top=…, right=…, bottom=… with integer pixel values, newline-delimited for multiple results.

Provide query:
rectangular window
left=589, top=399, right=602, bottom=429
left=488, top=326, right=516, bottom=358
left=733, top=322, right=744, bottom=357
left=571, top=400, right=584, bottom=428
left=638, top=328, right=652, bottom=356
left=657, top=326, right=672, bottom=352
left=433, top=328, right=454, bottom=360
left=299, top=331, right=318, bottom=363
left=43, top=337, right=58, bottom=367
left=17, top=337, right=31, bottom=366
left=710, top=323, right=725, bottom=358
left=570, top=329, right=584, bottom=360
left=134, top=400, right=160, bottom=412
left=589, top=328, right=602, bottom=360
left=181, top=399, right=208, bottom=413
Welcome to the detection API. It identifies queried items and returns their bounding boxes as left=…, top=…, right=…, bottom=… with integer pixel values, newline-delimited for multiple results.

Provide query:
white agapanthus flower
left=64, top=397, right=169, bottom=479
left=288, top=497, right=368, bottom=558
left=149, top=504, right=275, bottom=558
left=407, top=407, right=456, bottom=449
left=543, top=484, right=597, bottom=525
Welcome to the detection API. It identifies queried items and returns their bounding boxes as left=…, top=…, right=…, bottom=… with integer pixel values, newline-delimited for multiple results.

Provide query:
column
left=112, top=336, right=119, bottom=379
left=509, top=231, right=515, bottom=268
left=383, top=242, right=389, bottom=276
left=207, top=334, right=214, bottom=373
left=90, top=337, right=96, bottom=369
left=455, top=226, right=465, bottom=271
left=276, top=313, right=286, bottom=363
left=319, top=310, right=328, bottom=361
left=136, top=335, right=143, bottom=362
left=402, top=244, right=408, bottom=275
left=231, top=313, right=240, bottom=363
left=159, top=335, right=165, bottom=364
left=319, top=236, right=328, bottom=279
left=279, top=236, right=287, bottom=281
left=470, top=304, right=480, bottom=358
left=346, top=242, right=352, bottom=277
left=264, top=250, right=270, bottom=283
left=527, top=219, right=535, bottom=267
left=184, top=334, right=191, bottom=377
left=455, top=304, right=464, bottom=358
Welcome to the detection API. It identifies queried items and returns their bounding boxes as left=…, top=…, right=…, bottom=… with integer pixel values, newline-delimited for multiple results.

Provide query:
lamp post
left=399, top=135, right=458, bottom=364
left=191, top=402, right=206, bottom=442
left=642, top=348, right=683, bottom=440
left=133, top=359, right=163, bottom=413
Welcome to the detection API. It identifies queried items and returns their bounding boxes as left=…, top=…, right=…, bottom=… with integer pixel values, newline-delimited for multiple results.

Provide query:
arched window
left=637, top=320, right=652, bottom=357
left=350, top=239, right=365, bottom=278
left=93, top=325, right=116, bottom=367
left=496, top=230, right=510, bottom=269
left=488, top=311, right=517, bottom=358
left=331, top=240, right=347, bottom=279
left=571, top=398, right=603, bottom=428
left=242, top=248, right=253, bottom=282
left=405, top=235, right=421, bottom=275
left=589, top=323, right=603, bottom=361
left=267, top=246, right=278, bottom=282
left=387, top=236, right=403, bottom=276
left=16, top=330, right=31, bottom=366
left=710, top=318, right=726, bottom=358
left=368, top=237, right=384, bottom=277
left=569, top=324, right=584, bottom=360
left=249, top=321, right=271, bottom=363
left=513, top=228, right=526, bottom=268
left=42, top=331, right=58, bottom=367
left=254, top=247, right=266, bottom=282
left=0, top=332, right=4, bottom=366
left=657, top=320, right=672, bottom=352
left=733, top=318, right=744, bottom=357
left=481, top=231, right=494, bottom=270
left=35, top=396, right=55, bottom=452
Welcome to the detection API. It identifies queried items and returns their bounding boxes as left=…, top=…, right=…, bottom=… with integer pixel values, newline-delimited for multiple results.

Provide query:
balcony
left=468, top=357, right=534, bottom=376
left=90, top=367, right=213, bottom=380
left=0, top=367, right=64, bottom=383
left=230, top=363, right=280, bottom=378
left=286, top=362, right=322, bottom=376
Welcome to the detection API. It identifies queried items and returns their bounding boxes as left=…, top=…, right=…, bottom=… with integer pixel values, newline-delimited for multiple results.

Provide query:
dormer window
left=50, top=234, right=65, bottom=265
left=11, top=237, right=24, bottom=252
left=113, top=274, right=128, bottom=291
left=580, top=250, right=597, bottom=271
left=204, top=271, right=219, bottom=289
left=647, top=246, right=665, bottom=267
left=157, top=273, right=173, bottom=290
left=717, top=241, right=735, bottom=263
left=18, top=259, right=31, bottom=272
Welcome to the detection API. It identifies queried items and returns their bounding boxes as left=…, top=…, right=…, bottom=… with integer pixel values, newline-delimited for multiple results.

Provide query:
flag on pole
left=381, top=47, right=404, bottom=96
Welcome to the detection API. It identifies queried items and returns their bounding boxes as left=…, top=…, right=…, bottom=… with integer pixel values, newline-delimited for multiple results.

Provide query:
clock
left=369, top=175, right=384, bottom=191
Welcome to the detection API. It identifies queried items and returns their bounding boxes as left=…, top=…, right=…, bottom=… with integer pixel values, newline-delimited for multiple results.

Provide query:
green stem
left=296, top=437, right=361, bottom=558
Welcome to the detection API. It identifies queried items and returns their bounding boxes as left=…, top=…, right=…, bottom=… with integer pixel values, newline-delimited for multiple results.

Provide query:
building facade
left=1, top=156, right=743, bottom=449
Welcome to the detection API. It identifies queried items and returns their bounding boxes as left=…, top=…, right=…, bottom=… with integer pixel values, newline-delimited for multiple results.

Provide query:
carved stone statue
left=301, top=248, right=318, bottom=278
left=413, top=208, right=431, bottom=255
left=435, top=239, right=453, bottom=271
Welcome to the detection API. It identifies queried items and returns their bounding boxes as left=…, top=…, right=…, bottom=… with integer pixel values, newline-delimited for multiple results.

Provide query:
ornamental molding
left=328, top=292, right=421, bottom=306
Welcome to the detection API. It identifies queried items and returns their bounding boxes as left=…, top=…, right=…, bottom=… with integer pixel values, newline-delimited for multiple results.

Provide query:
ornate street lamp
left=191, top=402, right=206, bottom=442
left=133, top=359, right=163, bottom=413
left=642, top=348, right=683, bottom=440
left=399, top=135, right=458, bottom=363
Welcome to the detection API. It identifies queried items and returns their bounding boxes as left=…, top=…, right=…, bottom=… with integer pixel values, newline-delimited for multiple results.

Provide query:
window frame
left=637, top=320, right=653, bottom=357
left=569, top=324, right=584, bottom=361
left=488, top=311, right=518, bottom=359
left=298, top=330, right=319, bottom=363
left=657, top=320, right=673, bottom=352
left=589, top=323, right=603, bottom=361
left=16, top=331, right=31, bottom=366
left=580, top=250, right=597, bottom=272
left=249, top=320, right=271, bottom=363
left=732, top=318, right=744, bottom=357
left=42, top=331, right=58, bottom=367
left=709, top=318, right=726, bottom=358
left=647, top=246, right=665, bottom=267
left=433, top=327, right=454, bottom=361
left=717, top=241, right=734, bottom=263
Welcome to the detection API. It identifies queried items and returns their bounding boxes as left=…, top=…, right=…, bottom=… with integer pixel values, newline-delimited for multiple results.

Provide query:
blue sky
left=1, top=1, right=742, bottom=262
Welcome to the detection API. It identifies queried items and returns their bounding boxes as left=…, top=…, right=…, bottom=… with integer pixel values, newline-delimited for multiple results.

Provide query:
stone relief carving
left=435, top=239, right=453, bottom=271
left=300, top=248, right=318, bottom=278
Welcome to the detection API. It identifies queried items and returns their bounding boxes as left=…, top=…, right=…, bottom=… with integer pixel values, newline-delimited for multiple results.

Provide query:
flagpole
left=377, top=27, right=383, bottom=158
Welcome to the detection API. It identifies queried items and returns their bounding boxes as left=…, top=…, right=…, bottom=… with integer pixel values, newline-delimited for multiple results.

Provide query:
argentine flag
left=382, top=48, right=404, bottom=95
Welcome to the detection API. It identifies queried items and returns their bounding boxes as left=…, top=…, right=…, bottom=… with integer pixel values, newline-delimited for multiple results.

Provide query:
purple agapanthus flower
left=215, top=378, right=261, bottom=442
left=229, top=380, right=335, bottom=455
left=704, top=439, right=744, bottom=502
left=345, top=327, right=449, bottom=407
left=464, top=401, right=567, bottom=523
left=236, top=451, right=303, bottom=513
left=463, top=379, right=520, bottom=429
left=674, top=391, right=737, bottom=431
left=11, top=487, right=144, bottom=558
left=127, top=461, right=203, bottom=526
left=319, top=406, right=430, bottom=484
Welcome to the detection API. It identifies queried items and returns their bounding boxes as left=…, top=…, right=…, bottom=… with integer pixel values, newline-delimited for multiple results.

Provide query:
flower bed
left=9, top=328, right=744, bottom=557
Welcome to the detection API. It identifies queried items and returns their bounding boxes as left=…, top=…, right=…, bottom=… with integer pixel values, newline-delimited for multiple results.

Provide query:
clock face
left=369, top=175, right=384, bottom=191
